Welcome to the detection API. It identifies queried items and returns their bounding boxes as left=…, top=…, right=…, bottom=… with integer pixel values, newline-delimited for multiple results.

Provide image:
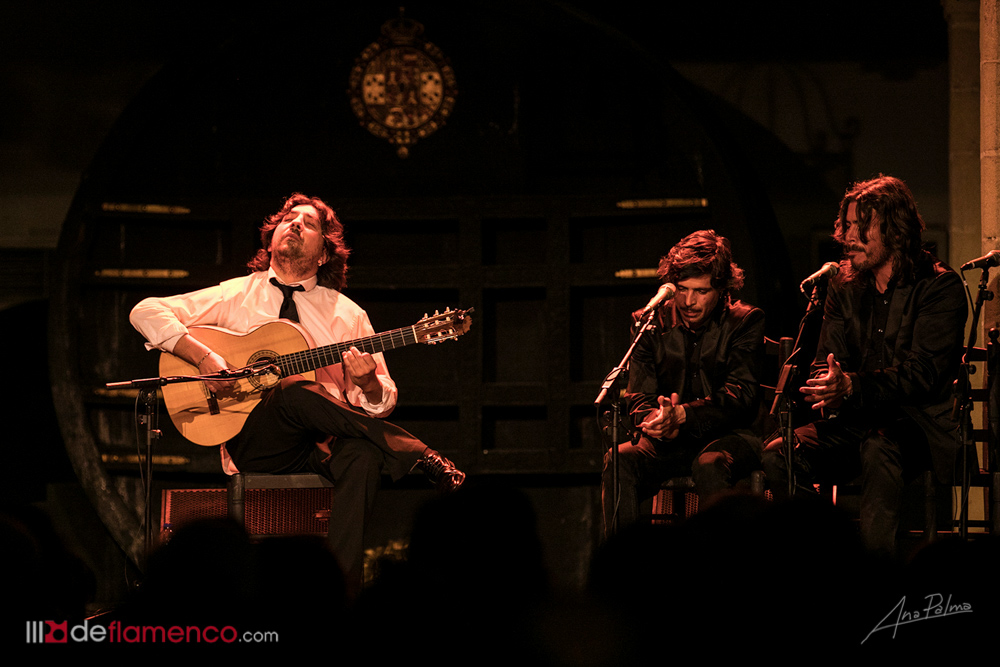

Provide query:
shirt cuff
left=143, top=327, right=188, bottom=353
left=356, top=377, right=397, bottom=416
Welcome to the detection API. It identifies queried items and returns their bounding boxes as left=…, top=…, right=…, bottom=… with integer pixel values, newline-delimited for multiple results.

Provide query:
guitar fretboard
left=276, top=326, right=418, bottom=376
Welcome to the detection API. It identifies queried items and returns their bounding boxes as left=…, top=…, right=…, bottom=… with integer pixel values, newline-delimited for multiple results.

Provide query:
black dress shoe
left=418, top=450, right=466, bottom=492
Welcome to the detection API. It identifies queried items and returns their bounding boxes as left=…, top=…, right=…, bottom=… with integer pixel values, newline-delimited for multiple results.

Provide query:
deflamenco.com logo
left=26, top=620, right=278, bottom=644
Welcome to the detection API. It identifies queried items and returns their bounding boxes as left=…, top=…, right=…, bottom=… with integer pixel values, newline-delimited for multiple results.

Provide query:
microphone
left=960, top=250, right=1000, bottom=271
left=641, top=282, right=676, bottom=316
left=799, top=262, right=840, bottom=294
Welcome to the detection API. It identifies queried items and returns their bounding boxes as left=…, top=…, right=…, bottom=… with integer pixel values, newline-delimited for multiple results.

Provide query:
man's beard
left=849, top=244, right=890, bottom=274
left=272, top=240, right=320, bottom=278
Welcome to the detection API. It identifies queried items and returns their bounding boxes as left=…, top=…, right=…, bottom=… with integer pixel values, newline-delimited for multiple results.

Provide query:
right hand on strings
left=196, top=350, right=236, bottom=395
left=175, top=333, right=235, bottom=394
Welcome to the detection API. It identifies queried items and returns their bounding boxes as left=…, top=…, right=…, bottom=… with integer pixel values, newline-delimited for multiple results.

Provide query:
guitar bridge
left=207, top=392, right=220, bottom=415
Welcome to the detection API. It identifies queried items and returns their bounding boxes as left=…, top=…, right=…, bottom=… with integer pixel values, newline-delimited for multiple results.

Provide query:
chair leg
left=922, top=470, right=936, bottom=541
left=227, top=473, right=246, bottom=528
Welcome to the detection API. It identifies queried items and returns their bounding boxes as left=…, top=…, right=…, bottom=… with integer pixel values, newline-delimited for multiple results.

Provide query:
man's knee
left=278, top=373, right=308, bottom=389
left=692, top=450, right=731, bottom=479
left=761, top=448, right=785, bottom=477
left=603, top=443, right=643, bottom=482
left=278, top=375, right=331, bottom=402
left=860, top=432, right=901, bottom=467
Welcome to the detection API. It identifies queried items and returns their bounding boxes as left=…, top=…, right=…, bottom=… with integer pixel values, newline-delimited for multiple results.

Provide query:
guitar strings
left=272, top=311, right=463, bottom=377
left=277, top=326, right=418, bottom=376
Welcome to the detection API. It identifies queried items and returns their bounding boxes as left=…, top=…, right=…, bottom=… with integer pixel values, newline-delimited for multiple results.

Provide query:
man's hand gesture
left=800, top=352, right=853, bottom=410
left=639, top=393, right=686, bottom=440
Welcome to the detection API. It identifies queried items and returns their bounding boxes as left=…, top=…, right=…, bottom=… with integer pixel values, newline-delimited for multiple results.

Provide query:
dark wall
left=47, top=3, right=816, bottom=575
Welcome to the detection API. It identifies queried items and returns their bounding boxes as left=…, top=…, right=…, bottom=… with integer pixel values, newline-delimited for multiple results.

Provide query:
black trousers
left=229, top=376, right=429, bottom=594
left=602, top=431, right=761, bottom=536
left=761, top=412, right=934, bottom=555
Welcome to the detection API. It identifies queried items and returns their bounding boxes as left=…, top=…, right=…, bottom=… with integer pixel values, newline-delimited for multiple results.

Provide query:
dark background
left=0, top=0, right=954, bottom=607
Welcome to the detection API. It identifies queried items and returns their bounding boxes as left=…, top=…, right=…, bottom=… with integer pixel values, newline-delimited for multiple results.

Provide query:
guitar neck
left=275, top=326, right=419, bottom=376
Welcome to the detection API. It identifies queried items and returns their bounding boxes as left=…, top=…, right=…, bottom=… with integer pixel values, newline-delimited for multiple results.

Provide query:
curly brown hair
left=833, top=174, right=925, bottom=283
left=247, top=193, right=350, bottom=290
left=657, top=229, right=744, bottom=298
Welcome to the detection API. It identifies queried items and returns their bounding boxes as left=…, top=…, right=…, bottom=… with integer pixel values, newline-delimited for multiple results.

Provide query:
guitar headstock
left=414, top=307, right=474, bottom=345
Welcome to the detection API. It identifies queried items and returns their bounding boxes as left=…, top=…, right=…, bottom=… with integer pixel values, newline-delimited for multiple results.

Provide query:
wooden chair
left=650, top=472, right=766, bottom=524
left=954, top=329, right=1000, bottom=536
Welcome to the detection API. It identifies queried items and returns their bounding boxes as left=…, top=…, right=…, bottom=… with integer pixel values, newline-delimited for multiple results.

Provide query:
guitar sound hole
left=247, top=350, right=282, bottom=390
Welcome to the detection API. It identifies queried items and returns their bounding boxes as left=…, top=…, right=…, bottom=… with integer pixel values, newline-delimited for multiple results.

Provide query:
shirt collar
left=267, top=267, right=318, bottom=292
left=866, top=273, right=898, bottom=296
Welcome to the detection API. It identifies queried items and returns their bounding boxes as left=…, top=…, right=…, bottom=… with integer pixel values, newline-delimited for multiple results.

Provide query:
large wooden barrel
left=49, top=4, right=798, bottom=565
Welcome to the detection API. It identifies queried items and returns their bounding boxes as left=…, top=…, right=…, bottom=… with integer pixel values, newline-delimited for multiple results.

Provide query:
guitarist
left=130, top=193, right=465, bottom=595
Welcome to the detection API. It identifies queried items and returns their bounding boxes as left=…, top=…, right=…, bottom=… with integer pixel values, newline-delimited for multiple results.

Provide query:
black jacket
left=626, top=298, right=765, bottom=443
left=814, top=252, right=967, bottom=481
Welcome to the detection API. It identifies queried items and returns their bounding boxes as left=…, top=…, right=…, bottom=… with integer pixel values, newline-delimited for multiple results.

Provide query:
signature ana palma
left=862, top=593, right=973, bottom=644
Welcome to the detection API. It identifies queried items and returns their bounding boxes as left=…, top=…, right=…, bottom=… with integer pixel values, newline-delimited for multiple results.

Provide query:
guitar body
left=156, top=307, right=472, bottom=447
left=159, top=322, right=314, bottom=446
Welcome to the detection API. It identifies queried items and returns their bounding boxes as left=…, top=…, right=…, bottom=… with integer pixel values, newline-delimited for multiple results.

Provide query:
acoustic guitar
left=158, top=307, right=472, bottom=446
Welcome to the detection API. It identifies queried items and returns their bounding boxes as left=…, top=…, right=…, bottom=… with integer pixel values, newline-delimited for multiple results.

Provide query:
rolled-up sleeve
left=130, top=284, right=228, bottom=352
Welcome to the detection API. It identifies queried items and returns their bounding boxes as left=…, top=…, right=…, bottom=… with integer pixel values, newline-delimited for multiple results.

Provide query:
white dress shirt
left=130, top=268, right=400, bottom=475
left=130, top=267, right=398, bottom=416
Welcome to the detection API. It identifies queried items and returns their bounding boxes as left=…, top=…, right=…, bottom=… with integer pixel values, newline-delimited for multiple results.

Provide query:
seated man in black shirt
left=763, top=175, right=967, bottom=556
left=603, top=230, right=765, bottom=535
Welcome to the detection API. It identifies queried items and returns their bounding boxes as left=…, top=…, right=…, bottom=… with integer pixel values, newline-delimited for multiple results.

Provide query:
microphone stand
left=596, top=309, right=659, bottom=537
left=106, top=364, right=280, bottom=567
left=771, top=284, right=826, bottom=497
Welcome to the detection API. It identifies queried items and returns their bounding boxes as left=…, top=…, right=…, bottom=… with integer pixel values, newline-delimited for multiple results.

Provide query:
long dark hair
left=657, top=229, right=744, bottom=298
left=834, top=175, right=925, bottom=283
left=247, top=193, right=350, bottom=290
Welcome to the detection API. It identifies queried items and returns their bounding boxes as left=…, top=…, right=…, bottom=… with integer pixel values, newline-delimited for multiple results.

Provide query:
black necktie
left=270, top=278, right=305, bottom=323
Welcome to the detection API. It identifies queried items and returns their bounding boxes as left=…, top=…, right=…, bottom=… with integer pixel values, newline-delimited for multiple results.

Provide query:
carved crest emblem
left=348, top=11, right=457, bottom=158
